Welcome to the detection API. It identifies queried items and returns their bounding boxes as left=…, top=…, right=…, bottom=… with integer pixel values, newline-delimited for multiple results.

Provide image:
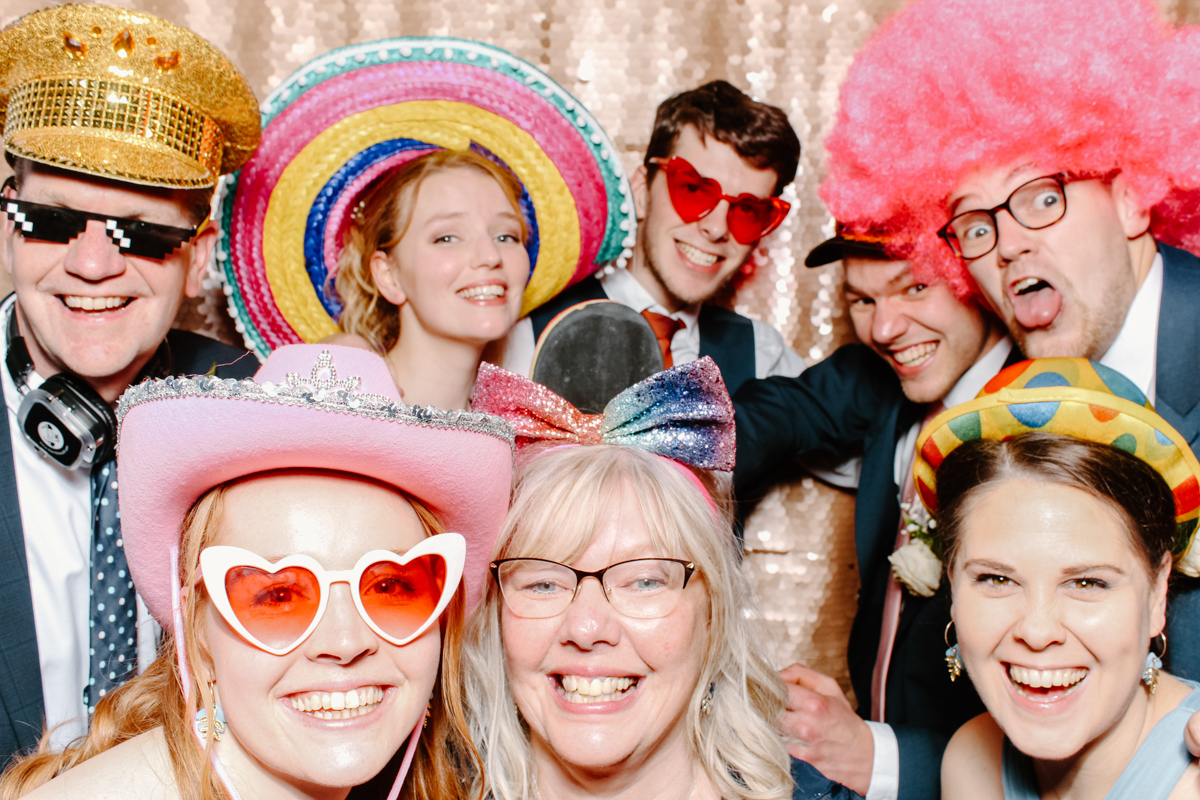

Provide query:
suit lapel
left=1155, top=244, right=1200, bottom=450
left=0, top=406, right=47, bottom=758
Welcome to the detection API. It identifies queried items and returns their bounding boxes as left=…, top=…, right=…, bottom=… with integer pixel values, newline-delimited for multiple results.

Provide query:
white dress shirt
left=1098, top=251, right=1162, bottom=401
left=867, top=335, right=1014, bottom=800
left=1, top=296, right=158, bottom=749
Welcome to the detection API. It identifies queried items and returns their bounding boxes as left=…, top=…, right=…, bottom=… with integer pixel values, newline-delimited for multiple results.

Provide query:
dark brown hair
left=936, top=432, right=1177, bottom=578
left=644, top=80, right=800, bottom=197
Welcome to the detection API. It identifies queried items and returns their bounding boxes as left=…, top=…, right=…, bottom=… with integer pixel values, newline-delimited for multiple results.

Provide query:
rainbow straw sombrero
left=215, top=37, right=636, bottom=357
left=914, top=358, right=1200, bottom=575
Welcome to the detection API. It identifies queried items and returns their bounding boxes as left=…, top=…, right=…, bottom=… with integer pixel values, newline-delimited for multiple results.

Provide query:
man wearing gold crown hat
left=0, top=5, right=260, bottom=766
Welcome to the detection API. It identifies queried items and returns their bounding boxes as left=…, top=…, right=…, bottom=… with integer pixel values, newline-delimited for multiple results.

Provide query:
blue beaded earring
left=1143, top=633, right=1166, bottom=694
left=195, top=682, right=226, bottom=742
left=944, top=621, right=963, bottom=682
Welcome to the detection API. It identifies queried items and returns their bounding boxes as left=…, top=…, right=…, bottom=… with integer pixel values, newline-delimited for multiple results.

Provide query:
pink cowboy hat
left=115, top=344, right=514, bottom=619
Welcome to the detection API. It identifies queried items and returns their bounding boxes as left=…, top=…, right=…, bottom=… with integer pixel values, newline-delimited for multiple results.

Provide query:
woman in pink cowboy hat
left=1, top=344, right=513, bottom=800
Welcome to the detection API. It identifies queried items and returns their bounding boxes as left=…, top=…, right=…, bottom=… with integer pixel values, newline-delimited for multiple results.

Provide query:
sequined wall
left=3, top=0, right=1197, bottom=700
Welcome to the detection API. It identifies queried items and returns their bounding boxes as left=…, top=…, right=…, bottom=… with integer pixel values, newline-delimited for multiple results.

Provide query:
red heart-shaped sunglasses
left=649, top=156, right=790, bottom=244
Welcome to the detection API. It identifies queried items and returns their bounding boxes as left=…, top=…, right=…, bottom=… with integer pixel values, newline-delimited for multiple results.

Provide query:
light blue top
left=1001, top=679, right=1200, bottom=799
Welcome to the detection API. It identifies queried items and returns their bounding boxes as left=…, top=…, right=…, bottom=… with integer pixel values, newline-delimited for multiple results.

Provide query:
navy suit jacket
left=733, top=242, right=1200, bottom=800
left=735, top=344, right=990, bottom=800
left=1151, top=244, right=1200, bottom=679
left=0, top=327, right=257, bottom=768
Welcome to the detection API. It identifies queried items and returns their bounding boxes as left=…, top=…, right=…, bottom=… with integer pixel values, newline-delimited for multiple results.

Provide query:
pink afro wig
left=821, top=0, right=1200, bottom=297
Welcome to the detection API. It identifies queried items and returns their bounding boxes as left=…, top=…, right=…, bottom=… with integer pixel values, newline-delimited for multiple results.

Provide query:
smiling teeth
left=677, top=241, right=719, bottom=267
left=894, top=342, right=937, bottom=366
left=289, top=685, right=385, bottom=719
left=63, top=296, right=127, bottom=311
left=559, top=675, right=636, bottom=704
left=457, top=285, right=505, bottom=300
left=1008, top=666, right=1088, bottom=689
left=1013, top=277, right=1044, bottom=294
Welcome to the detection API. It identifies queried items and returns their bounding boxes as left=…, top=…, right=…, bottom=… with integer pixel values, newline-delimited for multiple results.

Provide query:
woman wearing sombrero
left=910, top=359, right=1200, bottom=799
left=216, top=38, right=635, bottom=410
left=0, top=345, right=511, bottom=800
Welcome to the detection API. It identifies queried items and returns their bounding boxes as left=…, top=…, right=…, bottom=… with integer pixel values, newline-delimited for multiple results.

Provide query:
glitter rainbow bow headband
left=471, top=357, right=735, bottom=472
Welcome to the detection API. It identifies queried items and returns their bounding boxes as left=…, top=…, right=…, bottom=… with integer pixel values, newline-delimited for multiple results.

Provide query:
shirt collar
left=1098, top=251, right=1162, bottom=401
left=599, top=268, right=701, bottom=333
left=943, top=336, right=1014, bottom=410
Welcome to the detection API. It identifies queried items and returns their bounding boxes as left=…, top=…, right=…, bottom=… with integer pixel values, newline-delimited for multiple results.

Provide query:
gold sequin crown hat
left=0, top=5, right=260, bottom=188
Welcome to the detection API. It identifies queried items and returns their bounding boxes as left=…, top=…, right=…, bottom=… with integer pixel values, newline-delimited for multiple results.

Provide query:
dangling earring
left=194, top=682, right=226, bottom=743
left=1143, top=633, right=1167, bottom=693
left=423, top=703, right=432, bottom=729
left=944, top=621, right=963, bottom=683
left=700, top=682, right=716, bottom=716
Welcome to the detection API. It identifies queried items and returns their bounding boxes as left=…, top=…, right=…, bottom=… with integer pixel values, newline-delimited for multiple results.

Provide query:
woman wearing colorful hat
left=216, top=37, right=635, bottom=409
left=1, top=345, right=512, bottom=800
left=911, top=358, right=1200, bottom=799
left=464, top=360, right=796, bottom=800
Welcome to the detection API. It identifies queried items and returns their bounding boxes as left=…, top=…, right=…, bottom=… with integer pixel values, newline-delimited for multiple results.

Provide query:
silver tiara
left=116, top=349, right=515, bottom=452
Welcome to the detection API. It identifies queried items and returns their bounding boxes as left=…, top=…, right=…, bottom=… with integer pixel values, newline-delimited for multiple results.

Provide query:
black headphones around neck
left=5, top=306, right=117, bottom=470
left=5, top=305, right=171, bottom=470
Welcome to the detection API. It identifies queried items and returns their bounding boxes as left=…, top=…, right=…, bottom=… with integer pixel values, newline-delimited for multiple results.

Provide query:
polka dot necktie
left=83, top=459, right=137, bottom=715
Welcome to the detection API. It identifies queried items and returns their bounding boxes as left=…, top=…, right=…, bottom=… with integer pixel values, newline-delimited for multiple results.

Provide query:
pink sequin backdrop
left=3, top=0, right=1197, bottom=700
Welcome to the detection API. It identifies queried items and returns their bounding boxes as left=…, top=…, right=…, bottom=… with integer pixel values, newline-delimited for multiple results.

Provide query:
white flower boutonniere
left=887, top=500, right=944, bottom=598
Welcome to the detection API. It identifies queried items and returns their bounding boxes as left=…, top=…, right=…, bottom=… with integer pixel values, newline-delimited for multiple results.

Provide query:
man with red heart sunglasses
left=519, top=81, right=807, bottom=401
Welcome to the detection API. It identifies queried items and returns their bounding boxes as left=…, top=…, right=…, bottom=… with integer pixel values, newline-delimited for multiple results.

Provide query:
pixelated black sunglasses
left=1, top=177, right=201, bottom=260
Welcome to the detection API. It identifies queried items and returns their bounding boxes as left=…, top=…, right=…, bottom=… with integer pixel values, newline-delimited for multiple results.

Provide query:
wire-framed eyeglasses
left=937, top=174, right=1069, bottom=260
left=491, top=557, right=697, bottom=619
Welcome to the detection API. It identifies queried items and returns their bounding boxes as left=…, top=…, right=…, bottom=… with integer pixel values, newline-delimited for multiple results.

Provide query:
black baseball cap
left=805, top=229, right=892, bottom=268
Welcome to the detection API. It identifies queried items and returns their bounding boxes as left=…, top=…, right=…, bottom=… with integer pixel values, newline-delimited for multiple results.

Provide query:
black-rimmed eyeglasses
left=937, top=174, right=1069, bottom=260
left=491, top=557, right=697, bottom=619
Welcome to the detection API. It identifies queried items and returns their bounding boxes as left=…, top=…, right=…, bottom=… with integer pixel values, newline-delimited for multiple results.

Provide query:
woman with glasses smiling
left=465, top=359, right=795, bottom=800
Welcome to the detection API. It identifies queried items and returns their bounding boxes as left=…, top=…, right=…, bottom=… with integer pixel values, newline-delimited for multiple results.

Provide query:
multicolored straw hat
left=0, top=5, right=260, bottom=188
left=914, top=358, right=1200, bottom=574
left=215, top=37, right=636, bottom=358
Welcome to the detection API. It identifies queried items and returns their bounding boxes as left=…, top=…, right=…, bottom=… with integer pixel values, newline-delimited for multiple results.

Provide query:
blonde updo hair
left=1, top=472, right=480, bottom=800
left=334, top=149, right=529, bottom=354
left=462, top=445, right=792, bottom=800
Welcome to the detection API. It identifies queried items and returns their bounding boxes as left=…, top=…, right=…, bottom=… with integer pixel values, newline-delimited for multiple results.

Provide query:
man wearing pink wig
left=806, top=0, right=1200, bottom=796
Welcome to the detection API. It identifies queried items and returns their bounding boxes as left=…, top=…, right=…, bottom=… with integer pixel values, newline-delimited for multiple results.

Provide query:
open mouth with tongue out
left=1008, top=276, right=1062, bottom=330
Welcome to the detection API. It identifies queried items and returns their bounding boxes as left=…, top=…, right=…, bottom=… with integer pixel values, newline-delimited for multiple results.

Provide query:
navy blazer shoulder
left=0, top=328, right=256, bottom=767
left=736, top=344, right=990, bottom=800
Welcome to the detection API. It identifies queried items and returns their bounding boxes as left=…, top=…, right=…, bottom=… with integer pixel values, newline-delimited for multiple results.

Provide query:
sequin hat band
left=116, top=344, right=515, bottom=624
left=471, top=356, right=736, bottom=473
left=5, top=76, right=224, bottom=188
